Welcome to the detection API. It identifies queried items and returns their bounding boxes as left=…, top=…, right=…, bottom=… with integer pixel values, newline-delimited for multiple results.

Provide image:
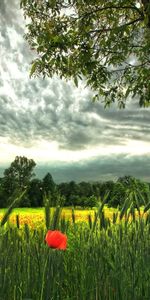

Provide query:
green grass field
left=0, top=205, right=150, bottom=299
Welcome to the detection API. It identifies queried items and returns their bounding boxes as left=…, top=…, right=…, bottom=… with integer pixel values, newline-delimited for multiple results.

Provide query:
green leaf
left=30, top=61, right=38, bottom=78
left=74, top=76, right=78, bottom=87
left=1, top=190, right=27, bottom=227
left=144, top=201, right=150, bottom=213
left=120, top=196, right=130, bottom=220
left=21, top=0, right=150, bottom=108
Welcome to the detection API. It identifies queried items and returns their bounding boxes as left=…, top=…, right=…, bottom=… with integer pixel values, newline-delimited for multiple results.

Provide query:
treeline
left=0, top=156, right=150, bottom=208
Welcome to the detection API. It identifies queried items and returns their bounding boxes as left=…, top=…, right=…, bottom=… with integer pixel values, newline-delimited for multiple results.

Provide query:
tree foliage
left=21, top=0, right=150, bottom=107
left=4, top=156, right=36, bottom=190
left=0, top=156, right=150, bottom=208
left=1, top=156, right=36, bottom=206
left=27, top=178, right=43, bottom=207
left=42, top=172, right=56, bottom=197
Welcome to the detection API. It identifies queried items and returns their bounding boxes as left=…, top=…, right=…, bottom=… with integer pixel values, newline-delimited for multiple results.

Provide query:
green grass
left=0, top=205, right=150, bottom=299
left=0, top=207, right=44, bottom=214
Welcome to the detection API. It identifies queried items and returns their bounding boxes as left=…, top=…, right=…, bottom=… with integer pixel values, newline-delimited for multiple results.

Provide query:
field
left=0, top=205, right=150, bottom=300
left=0, top=205, right=145, bottom=227
left=0, top=206, right=118, bottom=227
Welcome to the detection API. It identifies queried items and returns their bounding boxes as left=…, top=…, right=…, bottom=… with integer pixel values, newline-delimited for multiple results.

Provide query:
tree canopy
left=0, top=157, right=150, bottom=208
left=4, top=156, right=36, bottom=190
left=20, top=0, right=150, bottom=108
left=0, top=156, right=36, bottom=207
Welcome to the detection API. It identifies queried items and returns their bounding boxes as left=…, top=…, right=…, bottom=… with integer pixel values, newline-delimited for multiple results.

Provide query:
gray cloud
left=1, top=154, right=150, bottom=183
left=34, top=154, right=150, bottom=183
left=1, top=74, right=149, bottom=150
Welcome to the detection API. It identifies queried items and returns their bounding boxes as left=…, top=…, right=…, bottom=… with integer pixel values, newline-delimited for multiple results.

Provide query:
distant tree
left=58, top=181, right=80, bottom=206
left=117, top=175, right=136, bottom=187
left=83, top=195, right=97, bottom=208
left=42, top=172, right=56, bottom=194
left=106, top=175, right=150, bottom=209
left=108, top=182, right=126, bottom=207
left=99, top=181, right=115, bottom=203
left=27, top=178, right=43, bottom=207
left=141, top=181, right=150, bottom=204
left=58, top=181, right=97, bottom=207
left=0, top=183, right=6, bottom=208
left=58, top=182, right=69, bottom=196
left=1, top=156, right=36, bottom=206
left=92, top=184, right=100, bottom=196
left=58, top=182, right=80, bottom=206
left=69, top=194, right=80, bottom=207
left=68, top=181, right=80, bottom=205
left=2, top=171, right=18, bottom=200
left=21, top=0, right=150, bottom=108
left=78, top=182, right=93, bottom=197
left=4, top=156, right=36, bottom=190
left=42, top=172, right=58, bottom=206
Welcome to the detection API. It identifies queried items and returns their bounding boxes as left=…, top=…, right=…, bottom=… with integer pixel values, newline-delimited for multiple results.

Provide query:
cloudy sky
left=0, top=0, right=150, bottom=183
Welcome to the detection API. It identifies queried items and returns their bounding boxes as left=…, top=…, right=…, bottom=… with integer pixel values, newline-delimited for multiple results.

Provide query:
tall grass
left=0, top=202, right=150, bottom=299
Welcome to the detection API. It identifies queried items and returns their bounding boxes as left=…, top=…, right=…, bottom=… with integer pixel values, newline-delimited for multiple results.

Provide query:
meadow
left=0, top=203, right=150, bottom=300
left=0, top=206, right=118, bottom=227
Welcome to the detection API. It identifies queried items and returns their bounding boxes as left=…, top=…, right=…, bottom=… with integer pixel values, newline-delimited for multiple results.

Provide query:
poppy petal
left=45, top=230, right=67, bottom=250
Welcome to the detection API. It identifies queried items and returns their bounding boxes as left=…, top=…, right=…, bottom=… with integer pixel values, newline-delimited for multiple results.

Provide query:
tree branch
left=75, top=5, right=144, bottom=21
left=141, top=0, right=150, bottom=27
left=89, top=17, right=144, bottom=33
left=111, top=61, right=149, bottom=73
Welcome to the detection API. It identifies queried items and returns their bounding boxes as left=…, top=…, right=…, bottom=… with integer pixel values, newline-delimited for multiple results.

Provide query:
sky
left=0, top=0, right=150, bottom=183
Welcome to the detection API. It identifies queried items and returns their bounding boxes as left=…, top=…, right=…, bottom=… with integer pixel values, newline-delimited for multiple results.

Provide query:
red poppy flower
left=45, top=230, right=67, bottom=250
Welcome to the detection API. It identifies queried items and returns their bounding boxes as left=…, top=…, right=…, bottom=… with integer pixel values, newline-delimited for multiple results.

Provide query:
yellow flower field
left=0, top=206, right=146, bottom=228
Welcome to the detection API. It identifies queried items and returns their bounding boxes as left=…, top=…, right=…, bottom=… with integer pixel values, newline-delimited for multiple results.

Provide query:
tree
left=108, top=181, right=126, bottom=207
left=117, top=175, right=150, bottom=207
left=83, top=195, right=97, bottom=208
left=42, top=172, right=59, bottom=205
left=117, top=175, right=136, bottom=186
left=42, top=172, right=56, bottom=196
left=78, top=181, right=93, bottom=197
left=2, top=156, right=36, bottom=204
left=21, top=0, right=150, bottom=108
left=0, top=182, right=6, bottom=208
left=68, top=181, right=80, bottom=205
left=99, top=180, right=115, bottom=203
left=27, top=178, right=43, bottom=207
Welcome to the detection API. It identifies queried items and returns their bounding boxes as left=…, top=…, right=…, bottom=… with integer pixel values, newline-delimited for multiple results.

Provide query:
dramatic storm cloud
left=0, top=0, right=150, bottom=182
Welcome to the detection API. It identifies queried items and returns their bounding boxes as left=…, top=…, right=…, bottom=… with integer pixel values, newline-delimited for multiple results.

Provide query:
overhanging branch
left=89, top=17, right=144, bottom=34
